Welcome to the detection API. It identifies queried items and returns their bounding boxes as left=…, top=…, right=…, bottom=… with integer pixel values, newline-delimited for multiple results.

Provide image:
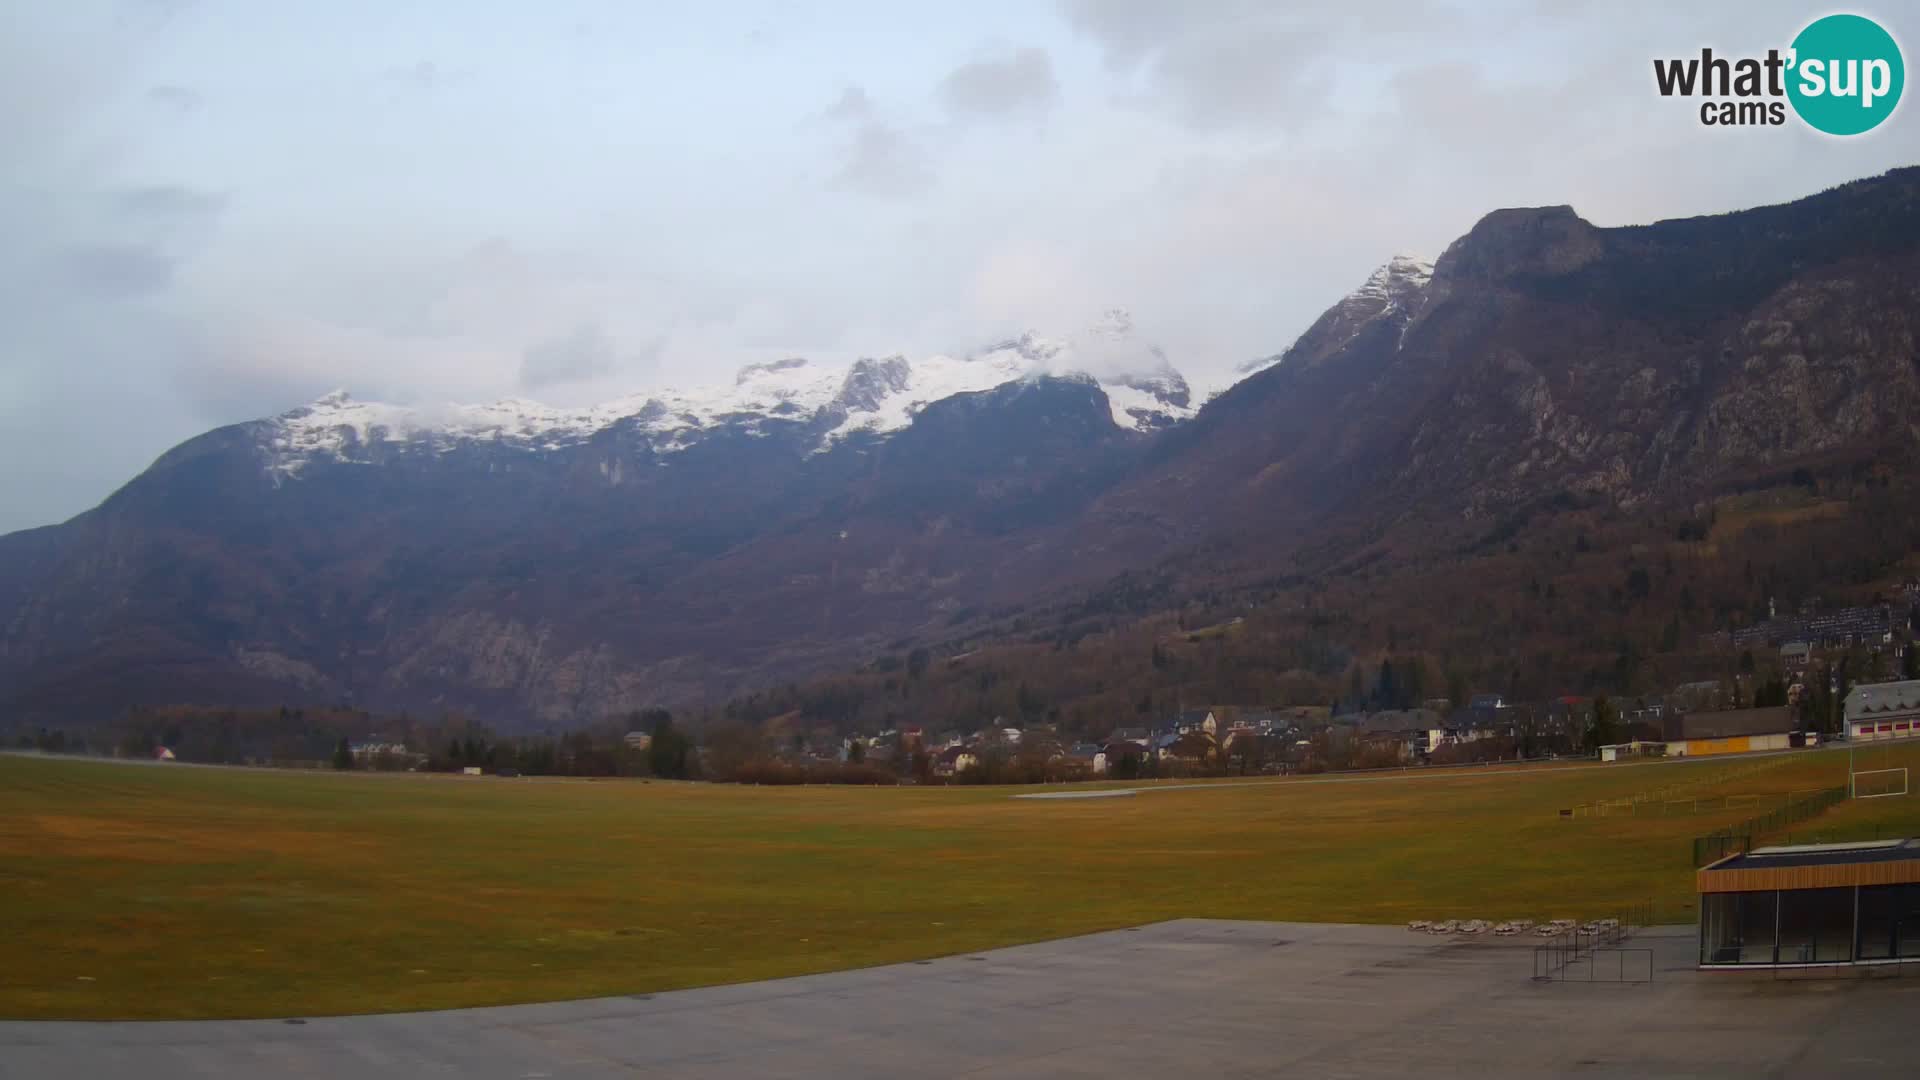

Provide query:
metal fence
left=1528, top=900, right=1655, bottom=982
left=1563, top=757, right=1791, bottom=818
left=1533, top=945, right=1654, bottom=983
left=1690, top=784, right=1848, bottom=867
left=1571, top=789, right=1830, bottom=819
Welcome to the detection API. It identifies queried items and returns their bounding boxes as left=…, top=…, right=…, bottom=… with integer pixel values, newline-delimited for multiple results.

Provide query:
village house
left=1845, top=679, right=1920, bottom=741
left=1236, top=709, right=1282, bottom=732
left=349, top=740, right=406, bottom=760
left=1220, top=723, right=1262, bottom=751
left=1671, top=680, right=1727, bottom=713
left=933, top=745, right=978, bottom=777
left=1159, top=730, right=1217, bottom=765
left=1172, top=709, right=1217, bottom=736
left=1780, top=641, right=1813, bottom=675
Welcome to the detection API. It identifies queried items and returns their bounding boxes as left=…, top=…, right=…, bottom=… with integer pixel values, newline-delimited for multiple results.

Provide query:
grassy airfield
left=2, top=743, right=1915, bottom=1019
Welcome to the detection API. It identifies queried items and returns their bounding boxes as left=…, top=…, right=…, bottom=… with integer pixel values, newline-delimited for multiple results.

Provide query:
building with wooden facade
left=1698, top=839, right=1920, bottom=967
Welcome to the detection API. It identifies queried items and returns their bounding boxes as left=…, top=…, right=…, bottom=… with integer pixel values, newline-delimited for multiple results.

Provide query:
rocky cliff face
left=1128, top=169, right=1920, bottom=546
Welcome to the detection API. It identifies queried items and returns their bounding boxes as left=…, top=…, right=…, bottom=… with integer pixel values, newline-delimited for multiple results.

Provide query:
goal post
left=1852, top=767, right=1909, bottom=800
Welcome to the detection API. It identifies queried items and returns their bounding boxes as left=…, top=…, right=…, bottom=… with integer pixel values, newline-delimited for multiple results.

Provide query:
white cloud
left=0, top=0, right=1917, bottom=534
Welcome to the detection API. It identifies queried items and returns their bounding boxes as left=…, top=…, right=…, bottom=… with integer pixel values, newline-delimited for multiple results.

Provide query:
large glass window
left=1701, top=891, right=1779, bottom=964
left=1776, top=890, right=1813, bottom=964
left=1900, top=885, right=1920, bottom=959
left=1738, top=890, right=1778, bottom=963
left=1779, top=887, right=1854, bottom=964
left=1859, top=885, right=1897, bottom=960
left=1701, top=892, right=1740, bottom=964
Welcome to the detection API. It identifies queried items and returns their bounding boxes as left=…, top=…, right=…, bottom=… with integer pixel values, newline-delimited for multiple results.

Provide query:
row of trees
left=323, top=710, right=702, bottom=779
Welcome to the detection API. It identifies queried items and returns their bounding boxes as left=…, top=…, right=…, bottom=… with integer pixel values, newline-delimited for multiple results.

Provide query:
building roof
left=1164, top=732, right=1215, bottom=757
left=1699, top=838, right=1920, bottom=892
left=1721, top=839, right=1920, bottom=870
left=1344, top=709, right=1441, bottom=735
left=1665, top=705, right=1793, bottom=741
left=1846, top=679, right=1920, bottom=720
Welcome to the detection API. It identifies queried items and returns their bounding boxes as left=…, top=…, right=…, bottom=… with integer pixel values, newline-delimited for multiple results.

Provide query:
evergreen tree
left=331, top=737, right=354, bottom=770
left=1588, top=695, right=1619, bottom=751
left=646, top=711, right=691, bottom=778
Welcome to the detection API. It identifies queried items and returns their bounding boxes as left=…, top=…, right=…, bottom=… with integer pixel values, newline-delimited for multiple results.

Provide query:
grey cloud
left=119, top=0, right=199, bottom=31
left=825, top=85, right=873, bottom=121
left=55, top=245, right=176, bottom=298
left=1058, top=0, right=1203, bottom=66
left=832, top=122, right=935, bottom=198
left=147, top=83, right=201, bottom=111
left=1152, top=23, right=1324, bottom=129
left=172, top=361, right=335, bottom=430
left=519, top=323, right=617, bottom=389
left=821, top=86, right=932, bottom=198
left=115, top=184, right=227, bottom=222
left=1060, top=2, right=1390, bottom=130
left=939, top=48, right=1058, bottom=117
left=384, top=60, right=449, bottom=91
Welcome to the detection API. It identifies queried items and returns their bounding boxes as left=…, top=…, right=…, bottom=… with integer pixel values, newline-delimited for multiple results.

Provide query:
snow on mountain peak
left=1235, top=253, right=1435, bottom=376
left=262, top=315, right=1214, bottom=476
left=968, top=311, right=1201, bottom=430
left=1352, top=254, right=1434, bottom=304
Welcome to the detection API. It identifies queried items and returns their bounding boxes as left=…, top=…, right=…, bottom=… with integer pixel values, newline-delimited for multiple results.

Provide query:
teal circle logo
left=1787, top=14, right=1904, bottom=135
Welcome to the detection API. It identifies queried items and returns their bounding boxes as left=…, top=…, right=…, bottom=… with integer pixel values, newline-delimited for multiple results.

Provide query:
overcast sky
left=3, top=1, right=1916, bottom=533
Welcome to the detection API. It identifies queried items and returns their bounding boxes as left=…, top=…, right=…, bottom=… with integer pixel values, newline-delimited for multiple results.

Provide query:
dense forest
left=680, top=464, right=1920, bottom=743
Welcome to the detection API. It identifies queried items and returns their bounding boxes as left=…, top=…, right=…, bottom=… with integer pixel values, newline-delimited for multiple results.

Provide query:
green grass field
left=3, top=744, right=1916, bottom=1020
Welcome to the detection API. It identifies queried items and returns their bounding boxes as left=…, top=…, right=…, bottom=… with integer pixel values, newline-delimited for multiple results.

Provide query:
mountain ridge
left=254, top=310, right=1213, bottom=482
left=7, top=168, right=1920, bottom=729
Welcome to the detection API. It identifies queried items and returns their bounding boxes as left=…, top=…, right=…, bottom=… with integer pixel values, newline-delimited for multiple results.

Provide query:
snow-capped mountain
left=1237, top=254, right=1433, bottom=376
left=264, top=311, right=1205, bottom=476
left=11, top=171, right=1920, bottom=734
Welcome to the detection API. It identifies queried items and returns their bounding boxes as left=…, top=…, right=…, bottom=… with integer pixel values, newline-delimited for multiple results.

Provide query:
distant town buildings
left=1722, top=600, right=1899, bottom=650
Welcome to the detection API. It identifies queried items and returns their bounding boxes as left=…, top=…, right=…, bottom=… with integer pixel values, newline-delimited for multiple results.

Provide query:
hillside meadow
left=2, top=745, right=1915, bottom=1020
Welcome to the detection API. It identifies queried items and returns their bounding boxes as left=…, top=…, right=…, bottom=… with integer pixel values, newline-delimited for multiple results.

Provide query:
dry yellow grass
left=1, top=745, right=1911, bottom=1020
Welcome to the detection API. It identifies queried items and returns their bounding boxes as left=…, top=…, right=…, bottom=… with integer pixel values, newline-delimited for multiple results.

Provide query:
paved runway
left=3, top=920, right=1918, bottom=1078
